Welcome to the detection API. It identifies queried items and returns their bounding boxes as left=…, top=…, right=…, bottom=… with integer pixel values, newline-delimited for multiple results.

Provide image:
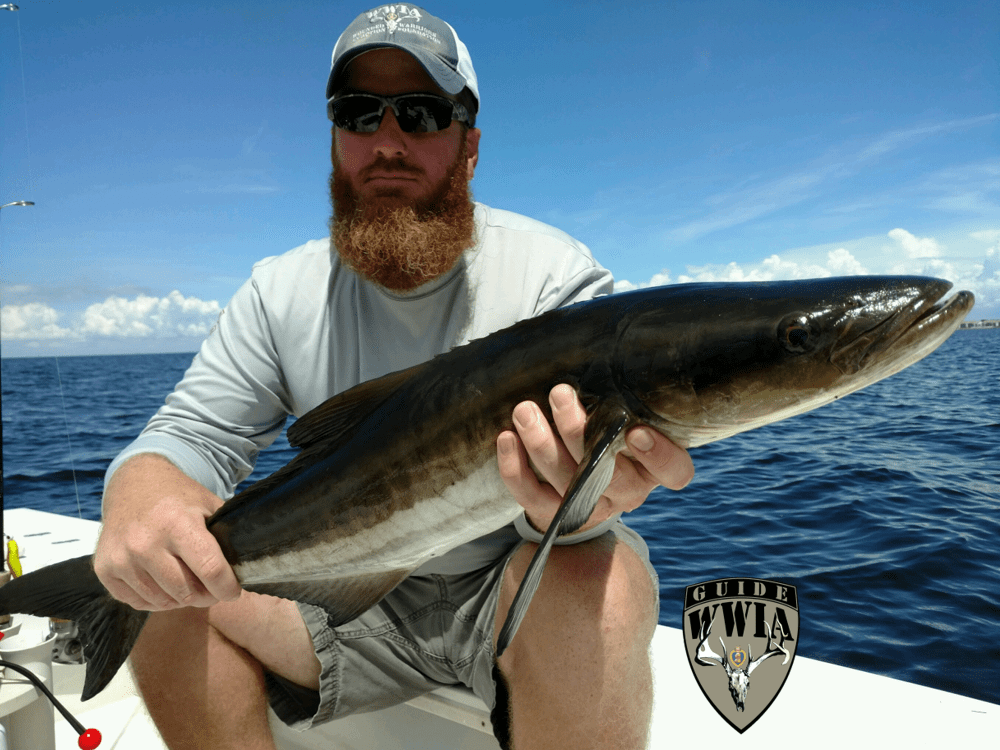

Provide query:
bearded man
left=94, top=7, right=693, bottom=750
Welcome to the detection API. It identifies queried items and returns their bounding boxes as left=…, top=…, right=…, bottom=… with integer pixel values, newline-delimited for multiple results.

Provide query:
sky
left=1, top=0, right=997, bottom=358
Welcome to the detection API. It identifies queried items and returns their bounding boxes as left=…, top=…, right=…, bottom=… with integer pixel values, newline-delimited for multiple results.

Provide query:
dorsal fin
left=286, top=362, right=428, bottom=449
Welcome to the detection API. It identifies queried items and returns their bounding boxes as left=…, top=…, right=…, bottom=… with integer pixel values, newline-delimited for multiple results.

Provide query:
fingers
left=102, top=554, right=238, bottom=611
left=548, top=383, right=586, bottom=463
left=497, top=383, right=593, bottom=531
left=497, top=428, right=566, bottom=528
left=102, top=555, right=209, bottom=611
left=178, top=521, right=242, bottom=603
left=498, top=384, right=697, bottom=534
left=624, top=426, right=695, bottom=492
left=99, top=563, right=170, bottom=612
left=514, top=387, right=581, bottom=494
left=498, top=384, right=611, bottom=531
left=95, top=534, right=201, bottom=611
left=96, top=455, right=242, bottom=612
left=592, top=426, right=694, bottom=515
left=95, top=523, right=240, bottom=611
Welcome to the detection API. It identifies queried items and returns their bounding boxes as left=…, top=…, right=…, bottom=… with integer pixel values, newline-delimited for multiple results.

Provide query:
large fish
left=0, top=275, right=973, bottom=700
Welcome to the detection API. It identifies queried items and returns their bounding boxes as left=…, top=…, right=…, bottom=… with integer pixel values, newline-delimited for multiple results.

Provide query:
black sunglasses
left=327, top=93, right=471, bottom=134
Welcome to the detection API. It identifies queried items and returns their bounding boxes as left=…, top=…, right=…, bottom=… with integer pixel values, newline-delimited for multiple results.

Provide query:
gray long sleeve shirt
left=105, top=203, right=619, bottom=575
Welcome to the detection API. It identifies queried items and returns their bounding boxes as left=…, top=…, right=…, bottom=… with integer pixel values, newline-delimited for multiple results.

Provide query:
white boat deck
left=2, top=507, right=996, bottom=749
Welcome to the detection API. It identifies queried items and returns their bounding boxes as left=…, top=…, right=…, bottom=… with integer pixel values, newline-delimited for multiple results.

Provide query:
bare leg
left=494, top=535, right=658, bottom=750
left=130, top=592, right=319, bottom=750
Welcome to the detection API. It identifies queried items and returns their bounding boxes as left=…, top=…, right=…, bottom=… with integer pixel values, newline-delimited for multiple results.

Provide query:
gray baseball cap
left=327, top=5, right=479, bottom=119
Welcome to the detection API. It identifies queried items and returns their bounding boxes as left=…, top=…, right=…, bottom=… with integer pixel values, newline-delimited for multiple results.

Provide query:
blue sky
left=1, top=0, right=997, bottom=357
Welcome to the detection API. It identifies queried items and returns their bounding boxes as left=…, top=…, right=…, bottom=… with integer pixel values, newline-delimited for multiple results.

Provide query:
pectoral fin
left=244, top=568, right=413, bottom=627
left=495, top=405, right=630, bottom=657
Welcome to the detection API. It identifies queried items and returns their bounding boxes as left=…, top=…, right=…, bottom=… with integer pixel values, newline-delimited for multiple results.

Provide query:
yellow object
left=6, top=538, right=22, bottom=578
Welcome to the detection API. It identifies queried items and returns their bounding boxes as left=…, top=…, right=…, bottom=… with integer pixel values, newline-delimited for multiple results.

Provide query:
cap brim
left=326, top=43, right=467, bottom=100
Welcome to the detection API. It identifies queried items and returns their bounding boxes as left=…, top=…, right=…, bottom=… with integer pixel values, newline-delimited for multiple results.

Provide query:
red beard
left=329, top=140, right=476, bottom=292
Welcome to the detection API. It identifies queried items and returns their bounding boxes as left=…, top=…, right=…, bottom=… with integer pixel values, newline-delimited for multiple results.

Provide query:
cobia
left=0, top=275, right=974, bottom=699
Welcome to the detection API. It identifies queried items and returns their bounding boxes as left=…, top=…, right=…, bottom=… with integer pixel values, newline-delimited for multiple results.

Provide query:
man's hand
left=94, top=454, right=242, bottom=611
left=497, top=384, right=694, bottom=534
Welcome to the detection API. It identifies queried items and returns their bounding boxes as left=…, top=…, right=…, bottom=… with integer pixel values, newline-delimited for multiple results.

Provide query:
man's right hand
left=94, top=454, right=242, bottom=611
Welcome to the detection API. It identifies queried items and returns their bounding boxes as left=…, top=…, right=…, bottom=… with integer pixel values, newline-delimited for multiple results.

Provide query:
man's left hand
left=497, top=383, right=694, bottom=534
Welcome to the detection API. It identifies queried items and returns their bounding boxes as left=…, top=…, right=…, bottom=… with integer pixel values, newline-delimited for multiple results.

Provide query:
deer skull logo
left=695, top=616, right=790, bottom=712
left=683, top=577, right=799, bottom=733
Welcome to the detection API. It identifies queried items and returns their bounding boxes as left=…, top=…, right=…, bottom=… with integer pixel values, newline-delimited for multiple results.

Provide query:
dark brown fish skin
left=208, top=275, right=972, bottom=572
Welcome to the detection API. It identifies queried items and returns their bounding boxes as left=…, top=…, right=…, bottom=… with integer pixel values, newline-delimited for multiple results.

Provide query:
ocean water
left=2, top=330, right=998, bottom=705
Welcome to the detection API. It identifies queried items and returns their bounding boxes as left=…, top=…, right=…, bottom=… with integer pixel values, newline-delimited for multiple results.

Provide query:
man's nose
left=371, top=107, right=408, bottom=160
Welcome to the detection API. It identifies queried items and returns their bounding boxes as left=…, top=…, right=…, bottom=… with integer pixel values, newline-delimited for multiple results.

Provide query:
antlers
left=693, top=615, right=790, bottom=674
left=694, top=615, right=731, bottom=671
left=746, top=620, right=790, bottom=674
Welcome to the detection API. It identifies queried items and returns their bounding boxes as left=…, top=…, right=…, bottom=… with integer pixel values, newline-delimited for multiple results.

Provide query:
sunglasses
left=327, top=93, right=472, bottom=134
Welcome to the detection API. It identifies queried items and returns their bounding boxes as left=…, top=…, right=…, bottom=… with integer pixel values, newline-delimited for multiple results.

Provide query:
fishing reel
left=51, top=619, right=85, bottom=665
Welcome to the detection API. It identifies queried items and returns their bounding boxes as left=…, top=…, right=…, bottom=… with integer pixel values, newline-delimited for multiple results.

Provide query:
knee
left=500, top=535, right=658, bottom=656
left=553, top=537, right=658, bottom=644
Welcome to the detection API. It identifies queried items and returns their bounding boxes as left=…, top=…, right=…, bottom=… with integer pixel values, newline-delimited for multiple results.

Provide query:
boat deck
left=2, top=507, right=996, bottom=748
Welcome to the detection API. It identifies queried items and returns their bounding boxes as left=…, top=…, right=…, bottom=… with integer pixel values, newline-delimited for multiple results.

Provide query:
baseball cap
left=327, top=5, right=479, bottom=121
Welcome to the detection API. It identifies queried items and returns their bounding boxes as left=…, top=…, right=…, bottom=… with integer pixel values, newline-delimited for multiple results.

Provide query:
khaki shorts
left=265, top=520, right=657, bottom=745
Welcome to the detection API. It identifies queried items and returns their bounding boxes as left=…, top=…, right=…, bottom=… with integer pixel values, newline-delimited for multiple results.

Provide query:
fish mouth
left=834, top=282, right=975, bottom=376
left=906, top=288, right=975, bottom=332
left=884, top=286, right=975, bottom=353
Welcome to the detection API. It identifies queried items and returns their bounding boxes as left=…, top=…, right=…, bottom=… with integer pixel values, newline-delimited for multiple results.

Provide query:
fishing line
left=4, top=3, right=37, bottom=223
left=54, top=357, right=84, bottom=519
left=13, top=7, right=32, bottom=183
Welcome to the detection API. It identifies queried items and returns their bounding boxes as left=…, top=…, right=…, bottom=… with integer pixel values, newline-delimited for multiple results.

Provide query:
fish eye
left=787, top=325, right=809, bottom=348
left=779, top=315, right=813, bottom=353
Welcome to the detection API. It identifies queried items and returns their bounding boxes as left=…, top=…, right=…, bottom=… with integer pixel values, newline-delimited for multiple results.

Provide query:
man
left=95, top=7, right=693, bottom=750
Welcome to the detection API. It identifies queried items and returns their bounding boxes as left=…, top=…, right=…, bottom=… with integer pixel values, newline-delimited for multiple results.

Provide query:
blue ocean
left=2, top=330, right=998, bottom=705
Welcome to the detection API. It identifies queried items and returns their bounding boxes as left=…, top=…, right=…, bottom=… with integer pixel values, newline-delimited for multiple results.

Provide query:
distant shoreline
left=959, top=320, right=1000, bottom=329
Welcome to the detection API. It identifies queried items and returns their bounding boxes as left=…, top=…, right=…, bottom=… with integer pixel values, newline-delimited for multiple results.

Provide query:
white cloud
left=2, top=291, right=221, bottom=343
left=614, top=228, right=1000, bottom=320
left=81, top=291, right=221, bottom=338
left=678, top=249, right=869, bottom=283
left=827, top=247, right=869, bottom=275
left=1, top=303, right=74, bottom=340
left=970, top=229, right=1000, bottom=244
left=614, top=270, right=673, bottom=293
left=617, top=248, right=868, bottom=290
left=979, top=246, right=999, bottom=282
left=887, top=228, right=941, bottom=258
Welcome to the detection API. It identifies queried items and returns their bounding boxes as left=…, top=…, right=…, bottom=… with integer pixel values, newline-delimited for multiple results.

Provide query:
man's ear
left=465, top=127, right=481, bottom=180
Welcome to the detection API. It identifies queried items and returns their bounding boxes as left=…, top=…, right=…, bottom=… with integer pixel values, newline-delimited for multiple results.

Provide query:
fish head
left=613, top=276, right=974, bottom=447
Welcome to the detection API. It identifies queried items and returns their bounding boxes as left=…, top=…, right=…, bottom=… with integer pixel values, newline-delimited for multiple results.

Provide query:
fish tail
left=0, top=555, right=148, bottom=700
